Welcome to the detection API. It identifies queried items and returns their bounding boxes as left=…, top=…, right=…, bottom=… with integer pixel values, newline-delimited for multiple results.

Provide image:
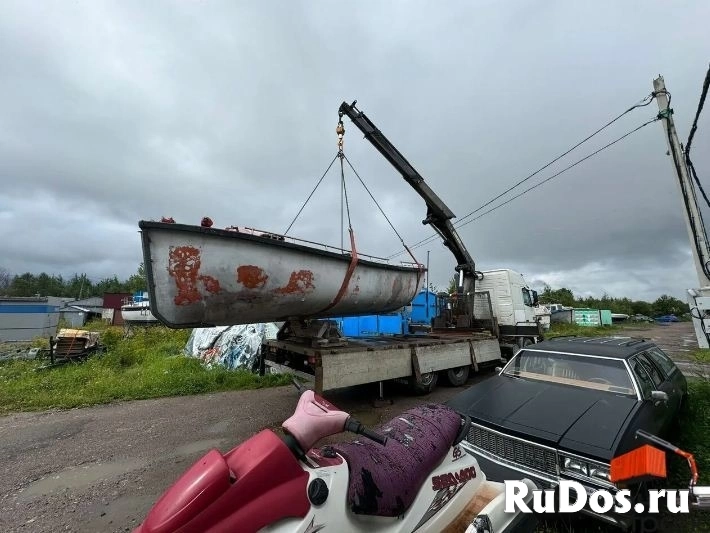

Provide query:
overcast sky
left=1, top=1, right=709, bottom=303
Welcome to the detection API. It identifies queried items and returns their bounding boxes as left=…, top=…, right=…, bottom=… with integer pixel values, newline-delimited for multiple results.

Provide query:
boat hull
left=139, top=222, right=423, bottom=328
left=121, top=304, right=159, bottom=325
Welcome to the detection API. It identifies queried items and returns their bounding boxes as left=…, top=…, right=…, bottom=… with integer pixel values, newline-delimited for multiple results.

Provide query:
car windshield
left=503, top=349, right=636, bottom=396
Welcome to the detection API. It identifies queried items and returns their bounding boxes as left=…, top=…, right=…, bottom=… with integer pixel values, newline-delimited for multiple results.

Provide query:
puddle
left=206, top=419, right=231, bottom=435
left=83, top=493, right=148, bottom=531
left=20, top=459, right=147, bottom=499
left=171, top=439, right=223, bottom=457
left=683, top=339, right=698, bottom=346
left=19, top=440, right=223, bottom=500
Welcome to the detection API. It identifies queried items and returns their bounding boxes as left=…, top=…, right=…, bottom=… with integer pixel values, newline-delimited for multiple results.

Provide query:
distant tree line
left=0, top=265, right=147, bottom=299
left=537, top=285, right=690, bottom=318
left=0, top=265, right=691, bottom=317
left=441, top=276, right=689, bottom=318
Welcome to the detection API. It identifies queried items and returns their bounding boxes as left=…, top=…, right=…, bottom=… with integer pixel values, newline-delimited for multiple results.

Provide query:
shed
left=102, top=292, right=131, bottom=325
left=0, top=296, right=61, bottom=341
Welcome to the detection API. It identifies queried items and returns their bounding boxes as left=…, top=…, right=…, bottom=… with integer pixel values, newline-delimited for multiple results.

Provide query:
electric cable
left=393, top=94, right=657, bottom=257
left=453, top=94, right=656, bottom=228
left=685, top=63, right=710, bottom=210
left=388, top=116, right=660, bottom=258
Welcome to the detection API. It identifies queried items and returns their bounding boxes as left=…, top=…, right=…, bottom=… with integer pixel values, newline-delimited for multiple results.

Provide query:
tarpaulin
left=184, top=323, right=280, bottom=371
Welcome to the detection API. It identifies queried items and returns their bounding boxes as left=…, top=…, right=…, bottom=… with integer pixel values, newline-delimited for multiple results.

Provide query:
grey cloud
left=1, top=0, right=709, bottom=304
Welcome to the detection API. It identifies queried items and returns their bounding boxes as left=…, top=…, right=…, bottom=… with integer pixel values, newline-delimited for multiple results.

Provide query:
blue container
left=332, top=314, right=405, bottom=337
left=378, top=314, right=406, bottom=335
left=410, top=290, right=438, bottom=325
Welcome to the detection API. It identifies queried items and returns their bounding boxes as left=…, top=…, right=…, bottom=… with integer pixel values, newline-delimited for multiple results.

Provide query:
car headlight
left=590, top=466, right=611, bottom=482
left=560, top=454, right=612, bottom=485
left=562, top=456, right=589, bottom=476
left=467, top=515, right=493, bottom=533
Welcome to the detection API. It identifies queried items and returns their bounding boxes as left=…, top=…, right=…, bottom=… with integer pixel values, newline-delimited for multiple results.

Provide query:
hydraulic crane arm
left=338, top=100, right=481, bottom=294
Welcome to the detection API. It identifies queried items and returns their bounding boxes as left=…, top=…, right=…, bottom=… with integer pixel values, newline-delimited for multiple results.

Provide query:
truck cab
left=473, top=269, right=542, bottom=353
left=475, top=269, right=538, bottom=326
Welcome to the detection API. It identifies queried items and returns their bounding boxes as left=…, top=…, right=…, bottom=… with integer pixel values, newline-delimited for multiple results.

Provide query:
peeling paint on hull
left=139, top=221, right=423, bottom=328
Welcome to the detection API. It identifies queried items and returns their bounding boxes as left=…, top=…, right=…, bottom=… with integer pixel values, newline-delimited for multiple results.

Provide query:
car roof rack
left=624, top=338, right=646, bottom=346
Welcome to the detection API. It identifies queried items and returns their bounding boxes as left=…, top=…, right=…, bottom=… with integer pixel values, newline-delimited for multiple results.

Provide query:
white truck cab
left=474, top=269, right=542, bottom=352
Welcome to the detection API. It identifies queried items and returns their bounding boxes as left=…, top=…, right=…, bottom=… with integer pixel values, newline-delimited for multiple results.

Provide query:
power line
left=389, top=115, right=659, bottom=258
left=685, top=63, right=710, bottom=210
left=452, top=117, right=659, bottom=231
left=388, top=94, right=655, bottom=258
left=454, top=94, right=655, bottom=228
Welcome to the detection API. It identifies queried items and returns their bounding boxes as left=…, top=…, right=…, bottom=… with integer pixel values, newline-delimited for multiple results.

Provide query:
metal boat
left=120, top=292, right=159, bottom=325
left=139, top=221, right=424, bottom=328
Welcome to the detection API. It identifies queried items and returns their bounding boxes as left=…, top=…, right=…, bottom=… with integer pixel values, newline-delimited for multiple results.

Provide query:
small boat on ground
left=610, top=313, right=630, bottom=322
left=138, top=221, right=424, bottom=328
left=120, top=291, right=159, bottom=325
left=534, top=304, right=551, bottom=330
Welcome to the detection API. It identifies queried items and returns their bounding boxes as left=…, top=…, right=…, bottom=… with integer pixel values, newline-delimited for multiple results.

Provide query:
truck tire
left=409, top=371, right=438, bottom=395
left=517, top=337, right=534, bottom=349
left=445, top=366, right=470, bottom=387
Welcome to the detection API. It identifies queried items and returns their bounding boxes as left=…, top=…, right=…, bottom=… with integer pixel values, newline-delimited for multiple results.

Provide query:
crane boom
left=338, top=100, right=480, bottom=296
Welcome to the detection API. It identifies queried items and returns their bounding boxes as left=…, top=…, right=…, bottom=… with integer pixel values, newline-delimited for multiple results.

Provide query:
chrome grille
left=467, top=424, right=558, bottom=477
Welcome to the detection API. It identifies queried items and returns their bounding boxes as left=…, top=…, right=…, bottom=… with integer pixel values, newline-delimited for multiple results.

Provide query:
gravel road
left=0, top=322, right=702, bottom=532
left=0, top=373, right=493, bottom=533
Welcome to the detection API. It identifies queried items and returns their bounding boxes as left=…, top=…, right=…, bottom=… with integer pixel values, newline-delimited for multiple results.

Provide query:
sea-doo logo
left=431, top=466, right=476, bottom=491
left=452, top=445, right=463, bottom=461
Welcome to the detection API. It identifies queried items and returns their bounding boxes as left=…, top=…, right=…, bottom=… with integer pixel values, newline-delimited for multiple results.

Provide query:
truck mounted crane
left=338, top=101, right=485, bottom=325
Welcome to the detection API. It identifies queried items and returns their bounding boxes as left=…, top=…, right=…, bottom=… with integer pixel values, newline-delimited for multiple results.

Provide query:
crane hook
left=336, top=119, right=345, bottom=153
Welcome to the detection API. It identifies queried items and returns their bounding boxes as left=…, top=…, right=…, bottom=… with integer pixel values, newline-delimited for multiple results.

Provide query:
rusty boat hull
left=139, top=221, right=424, bottom=328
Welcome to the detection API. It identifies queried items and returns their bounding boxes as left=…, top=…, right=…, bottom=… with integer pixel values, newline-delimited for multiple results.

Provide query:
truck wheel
left=409, top=372, right=438, bottom=395
left=517, top=337, right=534, bottom=349
left=445, top=366, right=470, bottom=387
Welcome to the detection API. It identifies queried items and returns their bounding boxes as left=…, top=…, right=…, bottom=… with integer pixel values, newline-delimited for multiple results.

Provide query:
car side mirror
left=495, top=366, right=503, bottom=373
left=651, top=390, right=668, bottom=402
left=532, top=290, right=539, bottom=306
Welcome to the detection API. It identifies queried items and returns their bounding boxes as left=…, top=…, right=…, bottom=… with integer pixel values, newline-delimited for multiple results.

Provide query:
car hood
left=447, top=375, right=638, bottom=457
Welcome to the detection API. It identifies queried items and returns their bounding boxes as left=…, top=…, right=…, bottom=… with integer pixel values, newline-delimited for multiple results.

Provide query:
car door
left=627, top=355, right=667, bottom=437
left=645, top=347, right=688, bottom=403
left=637, top=352, right=681, bottom=432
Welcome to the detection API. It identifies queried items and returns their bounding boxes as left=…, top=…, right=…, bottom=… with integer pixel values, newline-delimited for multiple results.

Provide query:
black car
left=447, top=336, right=688, bottom=527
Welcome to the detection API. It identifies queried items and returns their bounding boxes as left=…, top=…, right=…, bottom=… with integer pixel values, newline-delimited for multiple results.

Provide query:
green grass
left=691, top=349, right=710, bottom=364
left=0, top=321, right=290, bottom=415
left=543, top=321, right=657, bottom=340
left=545, top=322, right=623, bottom=339
left=536, top=379, right=710, bottom=532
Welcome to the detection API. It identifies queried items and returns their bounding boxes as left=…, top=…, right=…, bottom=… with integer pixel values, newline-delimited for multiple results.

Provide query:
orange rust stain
left=273, top=270, right=315, bottom=295
left=169, top=246, right=202, bottom=305
left=237, top=265, right=269, bottom=289
left=199, top=275, right=221, bottom=294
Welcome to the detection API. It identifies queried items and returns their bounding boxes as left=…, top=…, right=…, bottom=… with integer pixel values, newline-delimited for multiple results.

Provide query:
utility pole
left=654, top=75, right=710, bottom=348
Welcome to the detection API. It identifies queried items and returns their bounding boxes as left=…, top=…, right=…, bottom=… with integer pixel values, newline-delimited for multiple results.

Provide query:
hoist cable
left=343, top=154, right=420, bottom=265
left=283, top=153, right=339, bottom=235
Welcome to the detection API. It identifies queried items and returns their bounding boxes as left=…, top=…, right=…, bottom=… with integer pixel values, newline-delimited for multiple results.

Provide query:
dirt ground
left=0, top=322, right=702, bottom=532
left=619, top=321, right=699, bottom=359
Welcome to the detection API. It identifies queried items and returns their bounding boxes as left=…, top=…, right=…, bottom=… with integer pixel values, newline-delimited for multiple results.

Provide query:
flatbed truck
left=261, top=101, right=544, bottom=394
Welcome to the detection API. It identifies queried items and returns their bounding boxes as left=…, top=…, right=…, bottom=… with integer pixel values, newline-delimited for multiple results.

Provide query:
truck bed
left=264, top=330, right=502, bottom=393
